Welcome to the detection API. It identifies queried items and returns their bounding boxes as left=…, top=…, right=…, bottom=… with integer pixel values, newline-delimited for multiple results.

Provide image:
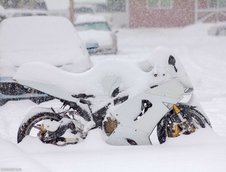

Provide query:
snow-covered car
left=5, top=9, right=48, bottom=18
left=74, top=14, right=118, bottom=55
left=0, top=16, right=92, bottom=105
left=208, top=24, right=226, bottom=36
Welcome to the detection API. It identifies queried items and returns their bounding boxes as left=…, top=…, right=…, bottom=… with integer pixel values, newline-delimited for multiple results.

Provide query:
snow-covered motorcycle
left=15, top=50, right=211, bottom=146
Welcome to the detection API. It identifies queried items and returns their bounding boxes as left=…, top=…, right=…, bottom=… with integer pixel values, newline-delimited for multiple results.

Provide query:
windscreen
left=75, top=22, right=111, bottom=31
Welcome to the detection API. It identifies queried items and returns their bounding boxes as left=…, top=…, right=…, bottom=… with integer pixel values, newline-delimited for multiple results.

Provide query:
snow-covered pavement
left=1, top=23, right=226, bottom=171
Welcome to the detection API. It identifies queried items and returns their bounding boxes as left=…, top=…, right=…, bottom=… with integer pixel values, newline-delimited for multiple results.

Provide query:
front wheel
left=157, top=104, right=211, bottom=144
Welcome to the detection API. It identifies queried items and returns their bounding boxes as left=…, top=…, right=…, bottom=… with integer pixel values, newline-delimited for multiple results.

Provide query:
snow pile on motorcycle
left=14, top=47, right=211, bottom=146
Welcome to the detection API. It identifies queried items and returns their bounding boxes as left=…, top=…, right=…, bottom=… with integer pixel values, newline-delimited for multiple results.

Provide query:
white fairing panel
left=104, top=79, right=186, bottom=145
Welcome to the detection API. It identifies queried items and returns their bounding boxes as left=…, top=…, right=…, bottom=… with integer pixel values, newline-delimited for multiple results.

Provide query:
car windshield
left=75, top=22, right=111, bottom=31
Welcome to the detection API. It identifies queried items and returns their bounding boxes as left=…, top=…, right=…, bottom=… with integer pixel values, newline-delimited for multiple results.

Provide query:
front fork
left=36, top=115, right=91, bottom=145
left=169, top=104, right=196, bottom=137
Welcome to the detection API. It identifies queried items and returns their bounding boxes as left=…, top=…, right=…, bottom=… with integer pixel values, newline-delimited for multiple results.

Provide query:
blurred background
left=1, top=0, right=226, bottom=28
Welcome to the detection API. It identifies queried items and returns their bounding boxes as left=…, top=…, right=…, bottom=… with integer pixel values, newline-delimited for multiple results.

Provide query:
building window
left=207, top=0, right=226, bottom=8
left=107, top=0, right=126, bottom=12
left=219, top=0, right=226, bottom=7
left=147, top=0, right=173, bottom=9
left=208, top=0, right=217, bottom=8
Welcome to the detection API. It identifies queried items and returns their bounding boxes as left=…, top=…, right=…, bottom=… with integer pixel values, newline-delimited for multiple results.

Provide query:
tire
left=0, top=100, right=8, bottom=106
left=17, top=112, right=62, bottom=143
left=157, top=104, right=211, bottom=144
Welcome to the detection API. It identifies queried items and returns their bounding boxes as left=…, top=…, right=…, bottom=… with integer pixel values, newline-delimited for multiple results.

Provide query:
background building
left=1, top=0, right=226, bottom=28
left=0, top=0, right=47, bottom=9
left=129, top=0, right=226, bottom=27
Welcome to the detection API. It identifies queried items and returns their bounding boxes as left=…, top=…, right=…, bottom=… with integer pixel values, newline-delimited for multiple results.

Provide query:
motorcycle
left=14, top=50, right=211, bottom=146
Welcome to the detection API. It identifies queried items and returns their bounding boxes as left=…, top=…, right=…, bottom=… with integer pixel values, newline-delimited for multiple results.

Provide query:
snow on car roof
left=75, top=14, right=107, bottom=24
left=0, top=16, right=92, bottom=76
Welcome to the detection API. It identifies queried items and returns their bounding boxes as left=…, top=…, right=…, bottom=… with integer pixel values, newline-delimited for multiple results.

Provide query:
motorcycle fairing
left=103, top=78, right=186, bottom=145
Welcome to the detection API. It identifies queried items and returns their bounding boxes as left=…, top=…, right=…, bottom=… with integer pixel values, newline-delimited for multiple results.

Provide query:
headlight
left=103, top=116, right=118, bottom=136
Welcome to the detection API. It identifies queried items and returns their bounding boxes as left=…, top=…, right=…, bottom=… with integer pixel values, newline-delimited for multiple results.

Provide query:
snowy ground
left=1, top=23, right=226, bottom=171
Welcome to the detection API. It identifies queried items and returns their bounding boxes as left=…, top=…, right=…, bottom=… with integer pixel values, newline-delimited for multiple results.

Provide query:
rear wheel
left=157, top=104, right=211, bottom=144
left=17, top=112, right=62, bottom=144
